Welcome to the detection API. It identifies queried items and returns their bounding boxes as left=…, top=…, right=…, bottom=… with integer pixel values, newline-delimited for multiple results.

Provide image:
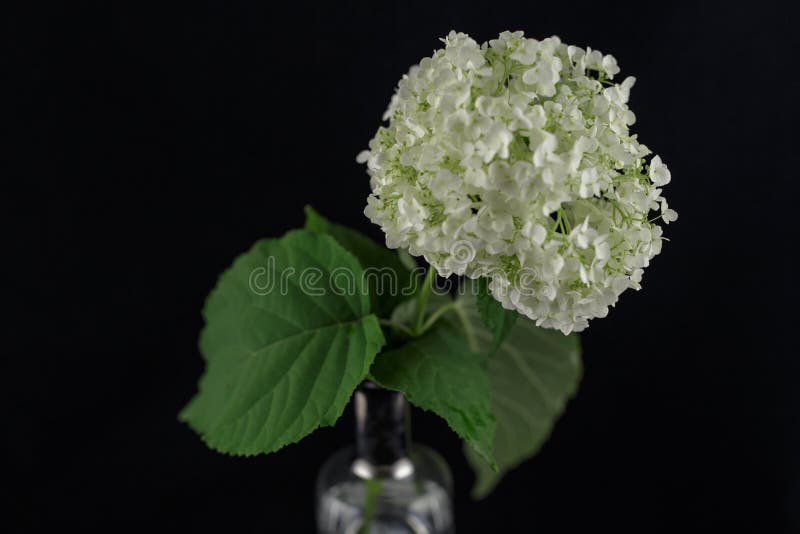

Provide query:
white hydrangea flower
left=359, top=30, right=677, bottom=334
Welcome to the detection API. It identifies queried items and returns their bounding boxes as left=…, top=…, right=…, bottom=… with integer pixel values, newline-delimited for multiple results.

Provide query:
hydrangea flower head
left=359, top=31, right=676, bottom=334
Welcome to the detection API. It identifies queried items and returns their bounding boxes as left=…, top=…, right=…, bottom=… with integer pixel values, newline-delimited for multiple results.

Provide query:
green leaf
left=304, top=206, right=419, bottom=317
left=370, top=321, right=497, bottom=469
left=460, top=297, right=582, bottom=498
left=476, top=277, right=519, bottom=355
left=180, top=229, right=386, bottom=455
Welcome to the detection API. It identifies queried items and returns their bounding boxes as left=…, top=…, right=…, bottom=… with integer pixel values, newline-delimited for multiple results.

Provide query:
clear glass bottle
left=316, top=382, right=454, bottom=534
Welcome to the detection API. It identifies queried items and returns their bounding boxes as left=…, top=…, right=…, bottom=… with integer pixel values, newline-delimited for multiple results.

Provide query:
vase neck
left=352, top=382, right=412, bottom=479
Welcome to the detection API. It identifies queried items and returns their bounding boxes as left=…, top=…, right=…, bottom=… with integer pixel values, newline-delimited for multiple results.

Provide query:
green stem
left=418, top=302, right=458, bottom=334
left=418, top=301, right=478, bottom=351
left=551, top=209, right=562, bottom=235
left=378, top=318, right=415, bottom=337
left=358, top=478, right=383, bottom=534
left=414, top=267, right=436, bottom=334
left=406, top=268, right=482, bottom=352
left=452, top=303, right=479, bottom=353
left=560, top=207, right=572, bottom=234
left=416, top=297, right=479, bottom=353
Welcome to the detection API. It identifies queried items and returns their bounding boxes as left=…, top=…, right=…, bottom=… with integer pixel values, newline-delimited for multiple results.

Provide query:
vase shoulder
left=315, top=383, right=454, bottom=534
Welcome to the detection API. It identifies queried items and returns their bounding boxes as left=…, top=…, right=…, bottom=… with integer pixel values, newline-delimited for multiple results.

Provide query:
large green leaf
left=370, top=321, right=497, bottom=469
left=475, top=277, right=519, bottom=355
left=180, top=229, right=386, bottom=455
left=460, top=298, right=582, bottom=498
left=304, top=206, right=420, bottom=317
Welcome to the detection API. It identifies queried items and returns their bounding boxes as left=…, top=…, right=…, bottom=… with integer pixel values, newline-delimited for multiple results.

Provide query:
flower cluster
left=359, top=31, right=676, bottom=334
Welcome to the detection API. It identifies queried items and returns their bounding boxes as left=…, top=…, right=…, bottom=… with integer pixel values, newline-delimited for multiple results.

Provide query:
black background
left=8, top=0, right=798, bottom=532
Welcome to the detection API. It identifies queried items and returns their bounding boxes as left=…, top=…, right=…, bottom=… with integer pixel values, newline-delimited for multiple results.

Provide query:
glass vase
left=315, top=382, right=454, bottom=534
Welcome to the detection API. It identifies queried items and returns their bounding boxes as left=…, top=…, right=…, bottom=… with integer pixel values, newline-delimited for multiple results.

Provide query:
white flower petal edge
left=360, top=31, right=676, bottom=335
